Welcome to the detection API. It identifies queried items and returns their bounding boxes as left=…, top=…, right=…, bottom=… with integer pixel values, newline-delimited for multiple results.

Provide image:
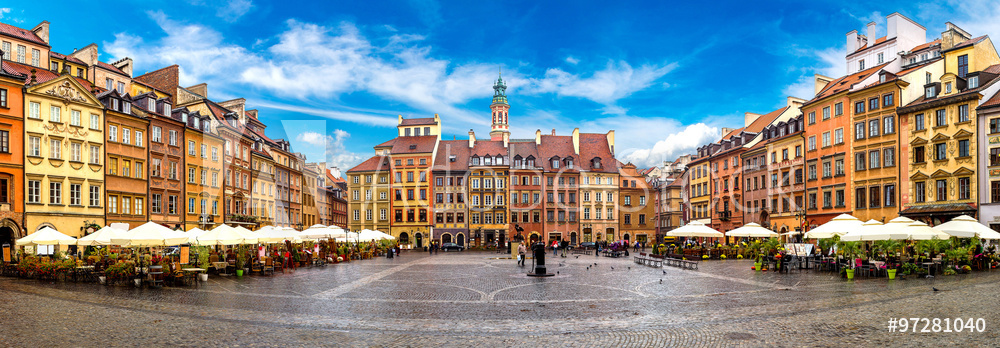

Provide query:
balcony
left=226, top=214, right=258, bottom=224
left=716, top=210, right=732, bottom=221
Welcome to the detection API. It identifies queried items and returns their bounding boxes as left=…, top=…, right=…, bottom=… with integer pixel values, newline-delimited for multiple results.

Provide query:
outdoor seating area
left=0, top=223, right=398, bottom=288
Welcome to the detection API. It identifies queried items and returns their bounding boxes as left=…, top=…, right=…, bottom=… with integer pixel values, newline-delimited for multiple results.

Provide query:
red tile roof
left=3, top=60, right=94, bottom=90
left=390, top=136, right=437, bottom=154
left=399, top=117, right=436, bottom=126
left=509, top=141, right=540, bottom=167
left=853, top=36, right=889, bottom=54
left=536, top=135, right=578, bottom=172
left=807, top=62, right=892, bottom=104
left=95, top=61, right=129, bottom=78
left=0, top=22, right=48, bottom=46
left=48, top=51, right=86, bottom=66
left=579, top=133, right=615, bottom=173
left=375, top=138, right=397, bottom=148
left=347, top=155, right=392, bottom=173
left=979, top=89, right=1000, bottom=110
left=470, top=140, right=506, bottom=157
left=902, top=64, right=1000, bottom=110
left=944, top=35, right=987, bottom=52
left=326, top=169, right=346, bottom=184
left=748, top=106, right=787, bottom=133
left=909, top=39, right=941, bottom=53
left=434, top=140, right=471, bottom=171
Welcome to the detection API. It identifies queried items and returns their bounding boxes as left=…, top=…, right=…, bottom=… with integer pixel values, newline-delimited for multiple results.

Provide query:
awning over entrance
left=899, top=203, right=977, bottom=225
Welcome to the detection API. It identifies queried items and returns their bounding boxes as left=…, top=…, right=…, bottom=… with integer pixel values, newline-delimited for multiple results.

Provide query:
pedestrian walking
left=429, top=243, right=434, bottom=255
left=551, top=239, right=559, bottom=256
left=395, top=245, right=400, bottom=257
left=517, top=243, right=526, bottom=266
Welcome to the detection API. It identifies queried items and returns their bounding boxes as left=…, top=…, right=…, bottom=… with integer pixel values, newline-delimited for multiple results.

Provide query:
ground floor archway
left=456, top=233, right=465, bottom=246
left=623, top=233, right=630, bottom=241
left=399, top=232, right=410, bottom=244
left=415, top=233, right=423, bottom=248
left=529, top=232, right=540, bottom=243
left=570, top=232, right=578, bottom=245
left=442, top=233, right=452, bottom=244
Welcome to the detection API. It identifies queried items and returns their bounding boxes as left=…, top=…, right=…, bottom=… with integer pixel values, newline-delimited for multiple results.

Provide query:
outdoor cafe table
left=73, top=265, right=95, bottom=282
left=181, top=268, right=206, bottom=286
left=211, top=262, right=229, bottom=275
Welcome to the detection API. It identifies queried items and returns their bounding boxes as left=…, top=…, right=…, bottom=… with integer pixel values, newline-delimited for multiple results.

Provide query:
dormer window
left=163, top=103, right=171, bottom=115
left=123, top=103, right=131, bottom=114
left=472, top=157, right=480, bottom=165
left=495, top=156, right=503, bottom=165
left=484, top=156, right=492, bottom=165
left=148, top=99, right=155, bottom=112
left=193, top=117, right=200, bottom=129
left=565, top=157, right=573, bottom=169
left=112, top=98, right=119, bottom=111
left=527, top=157, right=535, bottom=167
left=879, top=74, right=886, bottom=83
left=969, top=76, right=979, bottom=89
left=926, top=86, right=935, bottom=99
left=551, top=157, right=560, bottom=169
left=181, top=112, right=188, bottom=123
left=945, top=82, right=952, bottom=94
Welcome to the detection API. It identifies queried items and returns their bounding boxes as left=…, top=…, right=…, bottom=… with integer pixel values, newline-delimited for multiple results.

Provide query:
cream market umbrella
left=840, top=219, right=908, bottom=241
left=16, top=227, right=77, bottom=246
left=804, top=214, right=862, bottom=239
left=666, top=221, right=724, bottom=238
left=196, top=224, right=255, bottom=245
left=76, top=226, right=125, bottom=246
left=114, top=222, right=189, bottom=247
left=725, top=223, right=778, bottom=238
left=357, top=229, right=392, bottom=242
left=936, top=215, right=1000, bottom=239
left=300, top=225, right=337, bottom=240
left=903, top=222, right=951, bottom=240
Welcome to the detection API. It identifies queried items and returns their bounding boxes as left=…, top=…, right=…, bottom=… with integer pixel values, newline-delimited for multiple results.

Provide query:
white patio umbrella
left=666, top=221, right=724, bottom=238
left=114, top=222, right=189, bottom=247
left=724, top=223, right=778, bottom=238
left=76, top=226, right=125, bottom=246
left=841, top=219, right=908, bottom=241
left=903, top=221, right=951, bottom=240
left=300, top=225, right=337, bottom=240
left=196, top=224, right=256, bottom=245
left=804, top=214, right=862, bottom=239
left=936, top=215, right=1000, bottom=239
left=16, top=227, right=77, bottom=246
left=356, top=229, right=392, bottom=242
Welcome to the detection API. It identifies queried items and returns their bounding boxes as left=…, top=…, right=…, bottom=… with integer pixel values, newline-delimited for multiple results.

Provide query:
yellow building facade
left=24, top=74, right=105, bottom=236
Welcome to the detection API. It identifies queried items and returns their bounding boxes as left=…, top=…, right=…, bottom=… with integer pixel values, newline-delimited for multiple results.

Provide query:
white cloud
left=523, top=60, right=677, bottom=106
left=295, top=131, right=327, bottom=147
left=565, top=56, right=579, bottom=65
left=217, top=0, right=253, bottom=21
left=621, top=123, right=720, bottom=168
left=325, top=129, right=365, bottom=171
left=782, top=47, right=847, bottom=100
left=0, top=8, right=10, bottom=19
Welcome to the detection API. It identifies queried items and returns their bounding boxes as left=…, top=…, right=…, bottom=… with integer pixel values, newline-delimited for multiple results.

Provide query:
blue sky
left=3, top=0, right=998, bottom=172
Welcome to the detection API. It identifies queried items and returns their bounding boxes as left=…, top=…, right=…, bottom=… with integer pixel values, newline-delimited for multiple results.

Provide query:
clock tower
left=489, top=71, right=510, bottom=141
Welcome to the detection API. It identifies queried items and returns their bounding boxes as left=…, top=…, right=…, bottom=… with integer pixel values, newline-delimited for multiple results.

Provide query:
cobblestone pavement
left=1, top=251, right=998, bottom=347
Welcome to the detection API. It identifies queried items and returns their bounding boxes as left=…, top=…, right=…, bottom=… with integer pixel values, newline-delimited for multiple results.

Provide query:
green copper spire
left=492, top=67, right=507, bottom=105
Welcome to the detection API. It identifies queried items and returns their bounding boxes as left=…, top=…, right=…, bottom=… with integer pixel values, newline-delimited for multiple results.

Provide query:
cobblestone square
left=2, top=251, right=998, bottom=347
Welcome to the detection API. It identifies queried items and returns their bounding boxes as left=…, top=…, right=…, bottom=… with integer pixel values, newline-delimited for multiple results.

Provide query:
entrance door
left=530, top=233, right=539, bottom=243
left=549, top=233, right=561, bottom=243
left=415, top=233, right=423, bottom=248
left=0, top=227, right=14, bottom=250
left=442, top=234, right=452, bottom=244
left=399, top=232, right=410, bottom=245
left=570, top=232, right=578, bottom=245
left=457, top=234, right=465, bottom=246
left=583, top=228, right=592, bottom=242
left=624, top=233, right=630, bottom=242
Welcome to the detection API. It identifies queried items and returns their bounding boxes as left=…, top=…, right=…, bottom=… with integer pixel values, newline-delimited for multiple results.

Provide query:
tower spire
left=489, top=69, right=510, bottom=141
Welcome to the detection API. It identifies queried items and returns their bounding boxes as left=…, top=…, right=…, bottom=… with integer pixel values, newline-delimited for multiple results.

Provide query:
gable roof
left=3, top=60, right=94, bottom=90
left=0, top=22, right=49, bottom=47
left=807, top=62, right=892, bottom=105
left=943, top=35, right=988, bottom=53
left=49, top=51, right=87, bottom=66
left=390, top=136, right=437, bottom=154
left=469, top=140, right=506, bottom=157
left=509, top=141, right=540, bottom=165
left=909, top=39, right=941, bottom=53
left=433, top=140, right=471, bottom=171
left=901, top=63, right=1000, bottom=111
left=579, top=133, right=615, bottom=173
left=96, top=61, right=130, bottom=78
left=536, top=135, right=578, bottom=172
left=347, top=155, right=392, bottom=173
left=400, top=117, right=436, bottom=126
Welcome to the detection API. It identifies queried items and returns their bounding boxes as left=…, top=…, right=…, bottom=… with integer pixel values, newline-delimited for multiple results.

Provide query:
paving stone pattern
left=1, top=251, right=997, bottom=347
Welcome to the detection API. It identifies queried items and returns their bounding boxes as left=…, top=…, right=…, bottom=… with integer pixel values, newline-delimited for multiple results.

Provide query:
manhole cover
left=723, top=332, right=758, bottom=340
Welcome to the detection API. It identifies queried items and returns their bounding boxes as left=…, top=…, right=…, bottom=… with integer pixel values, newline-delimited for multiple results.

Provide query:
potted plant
left=836, top=240, right=861, bottom=280
left=234, top=247, right=247, bottom=277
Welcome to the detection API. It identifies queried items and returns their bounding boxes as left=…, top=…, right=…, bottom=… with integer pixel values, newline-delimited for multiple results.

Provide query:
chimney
left=786, top=96, right=806, bottom=109
left=112, top=57, right=134, bottom=78
left=814, top=74, right=834, bottom=96
left=846, top=30, right=858, bottom=53
left=866, top=22, right=878, bottom=45
left=606, top=130, right=615, bottom=155
left=551, top=129, right=556, bottom=136
left=535, top=129, right=542, bottom=145
left=941, top=22, right=972, bottom=51
left=744, top=112, right=761, bottom=127
left=886, top=13, right=898, bottom=40
left=32, top=21, right=50, bottom=45
left=468, top=129, right=476, bottom=148
left=187, top=83, right=208, bottom=98
left=572, top=128, right=580, bottom=155
left=69, top=43, right=99, bottom=66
